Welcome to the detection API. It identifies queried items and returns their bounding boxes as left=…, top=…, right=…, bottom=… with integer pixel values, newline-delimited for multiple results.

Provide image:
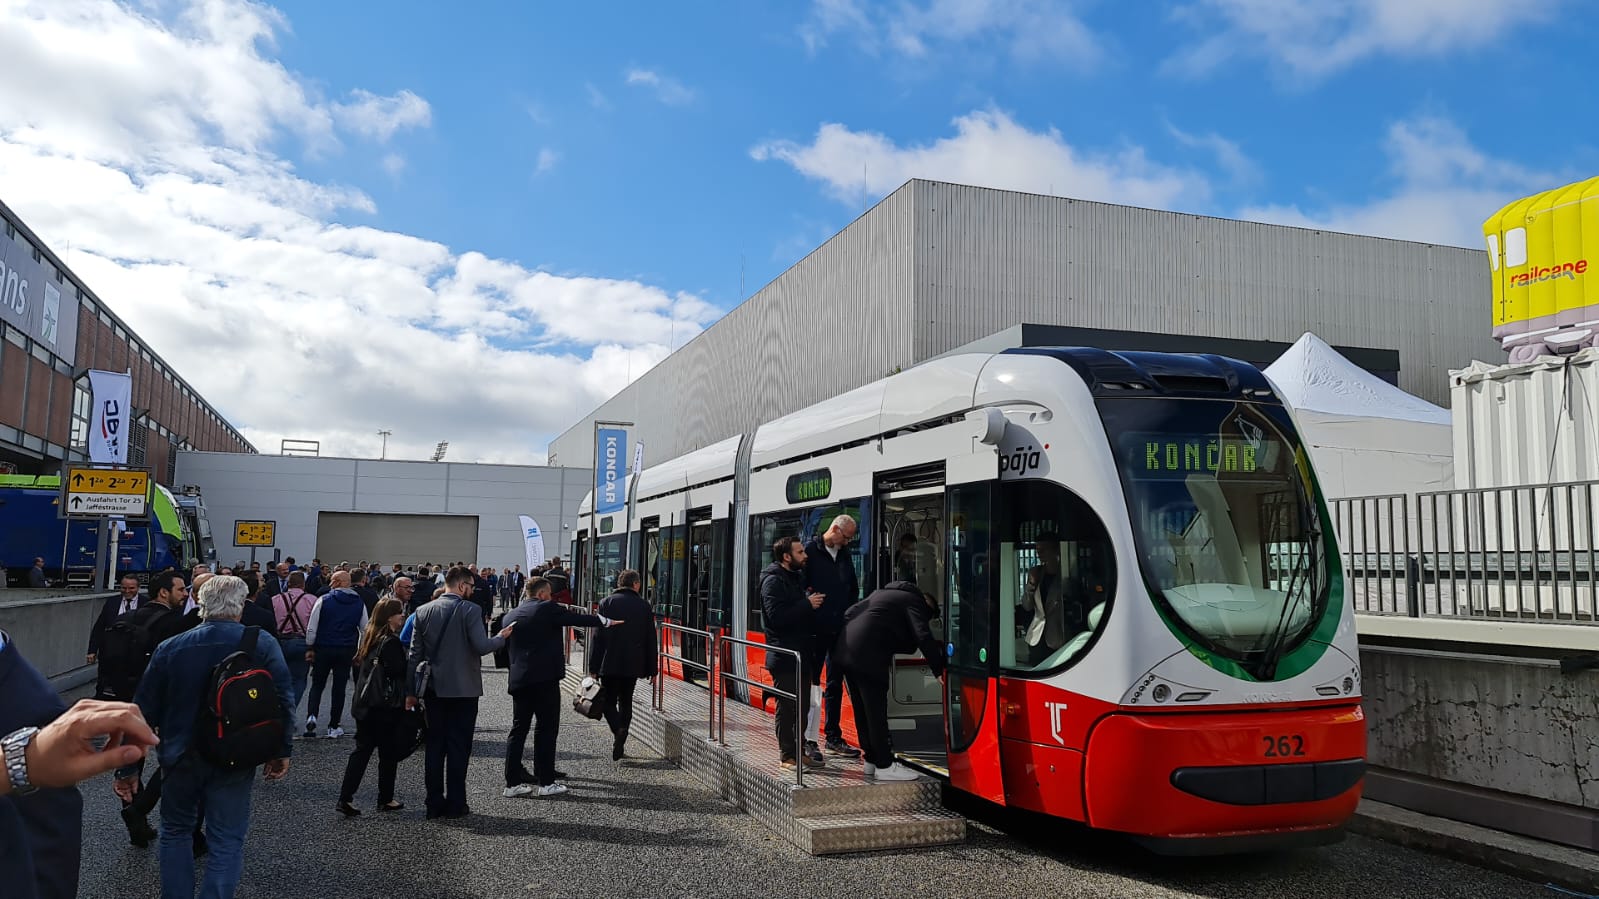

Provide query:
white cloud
left=381, top=153, right=406, bottom=176
left=1165, top=121, right=1258, bottom=185
left=751, top=109, right=1209, bottom=210
left=1167, top=0, right=1564, bottom=79
left=535, top=148, right=559, bottom=175
left=332, top=88, right=431, bottom=142
left=585, top=82, right=611, bottom=110
left=801, top=0, right=1102, bottom=68
left=624, top=68, right=696, bottom=105
left=1237, top=116, right=1552, bottom=247
left=0, top=0, right=717, bottom=463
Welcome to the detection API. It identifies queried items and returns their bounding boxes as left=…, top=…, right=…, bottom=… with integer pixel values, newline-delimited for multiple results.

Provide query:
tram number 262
left=1262, top=734, right=1307, bottom=758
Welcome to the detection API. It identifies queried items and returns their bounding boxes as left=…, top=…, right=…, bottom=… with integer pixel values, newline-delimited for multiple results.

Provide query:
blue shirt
left=399, top=612, right=416, bottom=646
left=129, top=620, right=295, bottom=771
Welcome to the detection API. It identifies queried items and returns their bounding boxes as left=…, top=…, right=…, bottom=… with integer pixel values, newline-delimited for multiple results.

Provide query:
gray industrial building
left=549, top=179, right=1496, bottom=468
left=175, top=451, right=592, bottom=571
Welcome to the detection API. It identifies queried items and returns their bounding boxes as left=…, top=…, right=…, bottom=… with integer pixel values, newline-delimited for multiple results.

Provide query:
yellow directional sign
left=234, top=520, right=276, bottom=547
left=62, top=466, right=150, bottom=517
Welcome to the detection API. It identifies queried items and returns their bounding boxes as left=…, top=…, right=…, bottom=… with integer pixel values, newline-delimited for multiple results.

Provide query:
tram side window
left=996, top=481, right=1117, bottom=675
left=804, top=499, right=872, bottom=592
left=748, top=511, right=806, bottom=633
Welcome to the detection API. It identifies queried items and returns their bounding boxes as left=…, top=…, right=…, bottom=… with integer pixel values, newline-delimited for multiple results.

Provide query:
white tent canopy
left=1264, top=333, right=1454, bottom=499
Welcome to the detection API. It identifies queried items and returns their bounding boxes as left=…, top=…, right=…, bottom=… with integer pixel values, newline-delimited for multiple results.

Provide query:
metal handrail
left=655, top=622, right=717, bottom=744
left=717, top=632, right=806, bottom=788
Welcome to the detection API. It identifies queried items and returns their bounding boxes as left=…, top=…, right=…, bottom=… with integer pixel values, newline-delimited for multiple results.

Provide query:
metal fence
left=1332, top=481, right=1599, bottom=624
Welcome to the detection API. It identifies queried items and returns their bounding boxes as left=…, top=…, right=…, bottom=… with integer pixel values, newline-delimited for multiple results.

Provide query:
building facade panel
left=549, top=188, right=919, bottom=467
left=176, top=452, right=593, bottom=571
left=911, top=181, right=1495, bottom=406
left=0, top=341, right=25, bottom=427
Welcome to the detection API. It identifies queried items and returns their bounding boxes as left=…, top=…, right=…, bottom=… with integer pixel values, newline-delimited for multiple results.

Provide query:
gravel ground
left=71, top=670, right=1550, bottom=899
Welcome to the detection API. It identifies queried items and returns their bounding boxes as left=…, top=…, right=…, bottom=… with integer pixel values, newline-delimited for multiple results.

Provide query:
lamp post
left=377, top=429, right=391, bottom=460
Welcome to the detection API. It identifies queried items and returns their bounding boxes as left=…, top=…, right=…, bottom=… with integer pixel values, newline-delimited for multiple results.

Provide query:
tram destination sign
left=60, top=466, right=150, bottom=518
left=234, top=520, right=276, bottom=547
left=786, top=469, right=832, bottom=504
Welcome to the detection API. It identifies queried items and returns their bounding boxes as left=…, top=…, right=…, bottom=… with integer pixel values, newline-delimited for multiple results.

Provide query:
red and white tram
left=574, top=348, right=1364, bottom=853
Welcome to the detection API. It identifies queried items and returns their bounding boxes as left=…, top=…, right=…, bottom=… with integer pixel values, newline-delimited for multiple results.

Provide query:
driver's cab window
left=997, top=481, right=1116, bottom=674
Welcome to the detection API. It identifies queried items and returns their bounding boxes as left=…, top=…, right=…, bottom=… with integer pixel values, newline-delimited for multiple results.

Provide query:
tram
left=572, top=348, right=1364, bottom=853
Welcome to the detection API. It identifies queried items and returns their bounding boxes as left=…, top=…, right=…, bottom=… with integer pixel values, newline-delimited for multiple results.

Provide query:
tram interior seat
left=1035, top=602, right=1106, bottom=669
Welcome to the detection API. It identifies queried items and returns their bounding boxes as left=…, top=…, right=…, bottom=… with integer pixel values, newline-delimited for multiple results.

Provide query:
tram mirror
left=968, top=407, right=1008, bottom=446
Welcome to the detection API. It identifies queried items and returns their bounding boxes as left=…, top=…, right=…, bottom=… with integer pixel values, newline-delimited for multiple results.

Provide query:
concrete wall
left=175, top=452, right=593, bottom=571
left=1362, top=646, right=1599, bottom=810
left=0, top=591, right=103, bottom=686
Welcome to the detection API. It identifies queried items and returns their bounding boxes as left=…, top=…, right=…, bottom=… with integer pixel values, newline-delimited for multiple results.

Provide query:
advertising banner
left=519, top=515, right=547, bottom=571
left=0, top=227, right=78, bottom=365
left=595, top=427, right=627, bottom=514
left=86, top=369, right=132, bottom=464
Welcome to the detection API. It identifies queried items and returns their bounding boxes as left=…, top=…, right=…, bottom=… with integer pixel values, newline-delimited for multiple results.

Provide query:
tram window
left=663, top=524, right=688, bottom=619
left=592, top=535, right=626, bottom=600
left=996, top=481, right=1116, bottom=675
left=748, top=511, right=806, bottom=633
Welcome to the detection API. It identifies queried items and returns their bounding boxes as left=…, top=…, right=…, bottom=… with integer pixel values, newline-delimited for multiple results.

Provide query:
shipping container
left=1451, top=347, right=1599, bottom=489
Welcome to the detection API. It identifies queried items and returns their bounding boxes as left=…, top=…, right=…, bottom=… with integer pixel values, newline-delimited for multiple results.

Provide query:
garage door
left=315, top=512, right=479, bottom=568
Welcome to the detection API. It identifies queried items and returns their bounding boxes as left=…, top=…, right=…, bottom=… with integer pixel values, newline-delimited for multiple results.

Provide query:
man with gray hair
left=115, top=575, right=294, bottom=899
left=803, top=514, right=863, bottom=760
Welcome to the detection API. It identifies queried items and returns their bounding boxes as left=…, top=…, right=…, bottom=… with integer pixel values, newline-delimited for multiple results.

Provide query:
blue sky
left=0, top=0, right=1592, bottom=462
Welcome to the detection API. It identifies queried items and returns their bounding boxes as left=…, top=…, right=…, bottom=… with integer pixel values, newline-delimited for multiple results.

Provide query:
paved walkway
left=71, top=670, right=1551, bottom=899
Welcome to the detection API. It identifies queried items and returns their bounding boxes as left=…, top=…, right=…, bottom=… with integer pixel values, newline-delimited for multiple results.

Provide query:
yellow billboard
left=1484, top=176, right=1599, bottom=359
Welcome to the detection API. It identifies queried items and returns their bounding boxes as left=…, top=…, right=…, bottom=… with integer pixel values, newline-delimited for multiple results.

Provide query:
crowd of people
left=0, top=519, right=946, bottom=899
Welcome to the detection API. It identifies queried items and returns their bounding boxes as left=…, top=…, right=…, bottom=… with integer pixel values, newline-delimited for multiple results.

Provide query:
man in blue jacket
left=115, top=575, right=294, bottom=899
left=501, top=576, right=617, bottom=796
left=803, top=514, right=862, bottom=760
left=304, top=570, right=369, bottom=739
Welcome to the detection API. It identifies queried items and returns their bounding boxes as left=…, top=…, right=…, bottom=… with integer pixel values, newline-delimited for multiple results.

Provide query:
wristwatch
left=3, top=726, right=40, bottom=796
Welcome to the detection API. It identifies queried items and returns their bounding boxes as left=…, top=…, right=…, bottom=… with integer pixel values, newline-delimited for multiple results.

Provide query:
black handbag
left=572, top=676, right=606, bottom=720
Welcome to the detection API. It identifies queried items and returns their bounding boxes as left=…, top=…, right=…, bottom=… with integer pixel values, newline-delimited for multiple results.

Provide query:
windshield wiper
left=1257, top=534, right=1320, bottom=680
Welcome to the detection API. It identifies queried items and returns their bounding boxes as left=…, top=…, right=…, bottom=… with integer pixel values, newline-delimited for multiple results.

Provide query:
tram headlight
left=1342, top=677, right=1354, bottom=694
left=1151, top=684, right=1170, bottom=703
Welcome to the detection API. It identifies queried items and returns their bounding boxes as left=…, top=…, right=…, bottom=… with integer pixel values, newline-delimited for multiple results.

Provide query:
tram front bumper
left=1083, top=702, right=1366, bottom=850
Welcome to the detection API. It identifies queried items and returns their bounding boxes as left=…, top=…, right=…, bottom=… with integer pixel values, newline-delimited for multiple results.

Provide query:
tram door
left=681, top=512, right=714, bottom=682
left=943, top=482, right=1005, bottom=804
left=878, top=487, right=948, bottom=761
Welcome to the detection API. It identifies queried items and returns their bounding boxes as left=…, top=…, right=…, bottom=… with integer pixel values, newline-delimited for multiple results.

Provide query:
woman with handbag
left=338, top=597, right=409, bottom=815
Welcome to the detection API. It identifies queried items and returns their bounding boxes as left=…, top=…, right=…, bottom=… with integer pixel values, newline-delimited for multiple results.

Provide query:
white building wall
left=175, top=451, right=593, bottom=569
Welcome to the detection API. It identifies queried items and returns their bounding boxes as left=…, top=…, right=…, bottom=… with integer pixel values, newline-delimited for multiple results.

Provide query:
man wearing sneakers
left=304, top=571, right=368, bottom=739
left=759, top=538, right=824, bottom=771
left=803, top=514, right=862, bottom=763
left=835, top=580, right=945, bottom=782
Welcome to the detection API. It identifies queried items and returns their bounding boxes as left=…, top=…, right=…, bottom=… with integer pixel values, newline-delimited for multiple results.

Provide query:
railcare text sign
left=60, top=466, right=150, bottom=518
left=595, top=427, right=627, bottom=514
left=234, top=520, right=276, bottom=547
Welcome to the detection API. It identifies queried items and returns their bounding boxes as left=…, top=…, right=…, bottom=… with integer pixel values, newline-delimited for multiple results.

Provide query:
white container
left=1451, top=348, right=1599, bottom=489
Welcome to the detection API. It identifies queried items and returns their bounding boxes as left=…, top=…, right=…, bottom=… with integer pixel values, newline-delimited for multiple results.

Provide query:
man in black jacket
left=351, top=567, right=382, bottom=614
left=759, top=537, right=824, bottom=770
left=588, top=570, right=656, bottom=762
left=803, top=515, right=861, bottom=760
left=502, top=577, right=617, bottom=796
left=87, top=574, right=146, bottom=666
left=835, top=581, right=945, bottom=782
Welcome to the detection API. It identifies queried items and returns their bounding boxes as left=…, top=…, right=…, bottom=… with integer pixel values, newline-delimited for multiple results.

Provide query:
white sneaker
left=864, top=762, right=877, bottom=778
left=324, top=726, right=345, bottom=739
left=537, top=783, right=569, bottom=797
left=303, top=716, right=317, bottom=738
left=872, top=763, right=920, bottom=782
left=502, top=784, right=535, bottom=799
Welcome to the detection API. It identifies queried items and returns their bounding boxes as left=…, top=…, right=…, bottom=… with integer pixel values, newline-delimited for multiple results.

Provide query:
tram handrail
left=716, top=632, right=805, bottom=789
left=654, top=622, right=717, bottom=745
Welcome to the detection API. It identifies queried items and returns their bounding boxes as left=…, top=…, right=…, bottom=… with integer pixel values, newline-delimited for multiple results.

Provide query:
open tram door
left=880, top=414, right=1007, bottom=806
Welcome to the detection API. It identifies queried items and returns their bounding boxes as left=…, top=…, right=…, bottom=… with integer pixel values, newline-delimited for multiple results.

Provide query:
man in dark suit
left=87, top=574, right=146, bottom=666
left=501, top=576, right=616, bottom=796
left=588, top=570, right=656, bottom=762
left=759, top=537, right=823, bottom=770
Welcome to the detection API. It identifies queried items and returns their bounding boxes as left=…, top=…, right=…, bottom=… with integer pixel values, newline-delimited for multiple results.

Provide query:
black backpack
left=193, top=627, right=285, bottom=770
left=98, top=605, right=172, bottom=700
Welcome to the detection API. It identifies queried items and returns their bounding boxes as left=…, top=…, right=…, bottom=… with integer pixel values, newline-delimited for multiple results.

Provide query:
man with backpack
left=95, top=568, right=194, bottom=846
left=114, top=575, right=294, bottom=899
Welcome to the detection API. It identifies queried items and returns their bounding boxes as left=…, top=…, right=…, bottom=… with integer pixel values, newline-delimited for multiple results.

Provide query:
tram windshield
left=1102, top=397, right=1330, bottom=678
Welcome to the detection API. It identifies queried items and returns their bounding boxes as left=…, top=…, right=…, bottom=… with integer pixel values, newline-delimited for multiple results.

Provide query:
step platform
left=562, top=660, right=965, bottom=855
